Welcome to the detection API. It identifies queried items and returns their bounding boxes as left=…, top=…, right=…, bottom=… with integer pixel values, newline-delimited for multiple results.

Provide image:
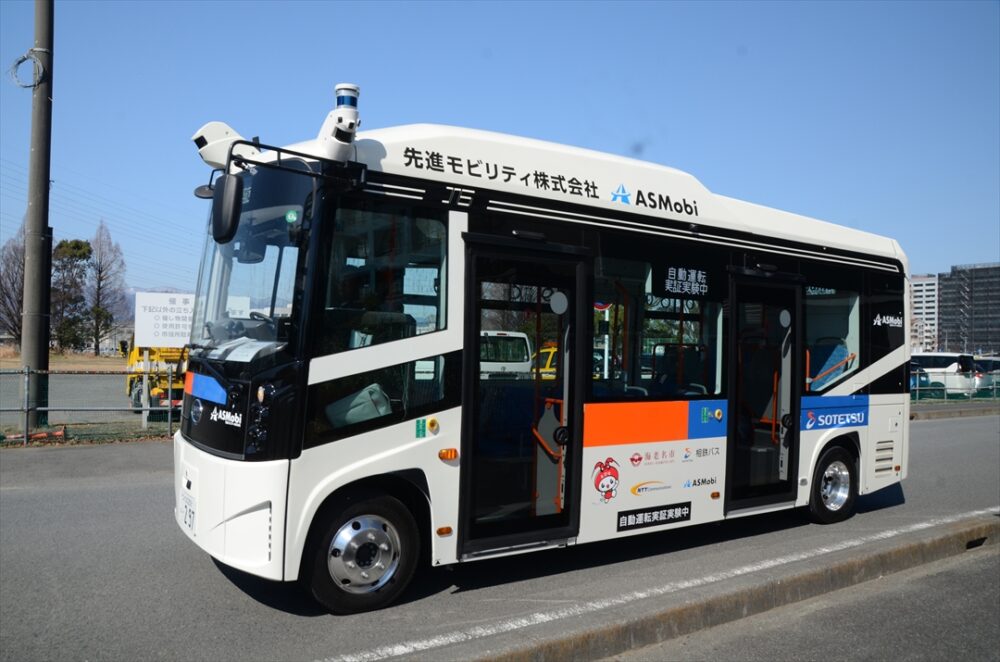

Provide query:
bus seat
left=810, top=338, right=850, bottom=390
left=325, top=383, right=393, bottom=428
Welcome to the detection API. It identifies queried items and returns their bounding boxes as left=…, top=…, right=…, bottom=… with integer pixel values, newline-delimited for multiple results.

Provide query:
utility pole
left=21, top=0, right=54, bottom=428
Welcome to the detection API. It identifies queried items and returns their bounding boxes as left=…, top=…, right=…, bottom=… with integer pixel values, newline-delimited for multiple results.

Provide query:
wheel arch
left=294, top=469, right=431, bottom=580
left=806, top=430, right=861, bottom=489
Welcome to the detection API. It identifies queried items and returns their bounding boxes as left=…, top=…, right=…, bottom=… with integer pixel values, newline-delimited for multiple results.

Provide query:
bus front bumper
left=173, top=432, right=289, bottom=581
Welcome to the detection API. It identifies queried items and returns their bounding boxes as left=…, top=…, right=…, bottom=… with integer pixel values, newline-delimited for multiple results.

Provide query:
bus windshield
left=190, top=162, right=317, bottom=354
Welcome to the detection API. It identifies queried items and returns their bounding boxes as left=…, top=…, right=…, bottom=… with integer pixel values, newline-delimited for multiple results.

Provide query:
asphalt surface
left=0, top=415, right=997, bottom=661
left=0, top=372, right=133, bottom=426
left=606, top=545, right=1000, bottom=661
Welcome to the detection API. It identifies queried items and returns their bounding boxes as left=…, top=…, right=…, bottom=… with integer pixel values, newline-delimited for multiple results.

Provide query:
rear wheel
left=808, top=446, right=858, bottom=524
left=303, top=494, right=418, bottom=614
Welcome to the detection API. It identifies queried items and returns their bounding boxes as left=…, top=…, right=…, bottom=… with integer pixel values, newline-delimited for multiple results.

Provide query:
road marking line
left=320, top=506, right=1000, bottom=662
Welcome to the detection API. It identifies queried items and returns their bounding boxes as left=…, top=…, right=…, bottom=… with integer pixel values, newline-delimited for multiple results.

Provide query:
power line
left=0, top=169, right=200, bottom=257
left=0, top=156, right=195, bottom=220
left=1, top=158, right=203, bottom=230
left=0, top=181, right=200, bottom=288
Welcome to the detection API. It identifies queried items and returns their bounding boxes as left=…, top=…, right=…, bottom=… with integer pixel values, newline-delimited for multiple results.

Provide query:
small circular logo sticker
left=191, top=399, right=204, bottom=425
left=285, top=209, right=299, bottom=224
left=714, top=408, right=724, bottom=421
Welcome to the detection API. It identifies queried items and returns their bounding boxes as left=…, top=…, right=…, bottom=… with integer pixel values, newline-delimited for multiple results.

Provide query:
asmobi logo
left=610, top=184, right=699, bottom=216
left=873, top=313, right=903, bottom=328
left=210, top=407, right=243, bottom=428
left=805, top=410, right=866, bottom=430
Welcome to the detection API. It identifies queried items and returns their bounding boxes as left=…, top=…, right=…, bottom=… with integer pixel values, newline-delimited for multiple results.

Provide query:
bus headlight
left=257, top=383, right=276, bottom=405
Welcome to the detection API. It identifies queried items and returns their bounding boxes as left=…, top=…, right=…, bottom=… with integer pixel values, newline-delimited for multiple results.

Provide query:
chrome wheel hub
left=820, top=460, right=851, bottom=511
left=327, top=515, right=401, bottom=594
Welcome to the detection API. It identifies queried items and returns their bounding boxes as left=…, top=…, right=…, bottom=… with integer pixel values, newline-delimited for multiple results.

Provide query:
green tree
left=51, top=239, right=92, bottom=352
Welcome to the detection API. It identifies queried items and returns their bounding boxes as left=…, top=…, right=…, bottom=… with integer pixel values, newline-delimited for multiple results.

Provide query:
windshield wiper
left=187, top=345, right=233, bottom=390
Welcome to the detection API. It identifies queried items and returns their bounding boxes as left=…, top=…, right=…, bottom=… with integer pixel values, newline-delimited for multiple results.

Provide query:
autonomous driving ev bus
left=176, top=84, right=909, bottom=613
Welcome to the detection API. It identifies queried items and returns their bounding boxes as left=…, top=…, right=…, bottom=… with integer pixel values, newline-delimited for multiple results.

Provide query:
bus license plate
left=181, top=492, right=196, bottom=533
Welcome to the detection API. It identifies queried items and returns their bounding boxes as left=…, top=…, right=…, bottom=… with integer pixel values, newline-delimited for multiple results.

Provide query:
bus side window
left=305, top=351, right=462, bottom=446
left=804, top=287, right=860, bottom=392
left=313, top=202, right=447, bottom=358
left=592, top=250, right=724, bottom=400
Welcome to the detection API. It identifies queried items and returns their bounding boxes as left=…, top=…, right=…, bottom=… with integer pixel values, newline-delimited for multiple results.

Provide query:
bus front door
left=460, top=238, right=589, bottom=555
left=726, top=279, right=801, bottom=510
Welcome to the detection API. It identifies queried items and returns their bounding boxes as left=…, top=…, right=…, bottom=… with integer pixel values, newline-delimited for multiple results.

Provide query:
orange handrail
left=810, top=352, right=857, bottom=387
left=805, top=349, right=811, bottom=392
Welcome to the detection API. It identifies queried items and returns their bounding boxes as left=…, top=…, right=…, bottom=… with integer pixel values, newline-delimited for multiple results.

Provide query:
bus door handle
left=554, top=426, right=570, bottom=446
left=781, top=413, right=794, bottom=431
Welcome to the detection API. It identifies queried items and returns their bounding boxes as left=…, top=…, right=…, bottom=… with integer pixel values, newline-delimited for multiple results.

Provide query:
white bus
left=479, top=331, right=532, bottom=378
left=911, top=351, right=977, bottom=396
left=176, top=85, right=910, bottom=614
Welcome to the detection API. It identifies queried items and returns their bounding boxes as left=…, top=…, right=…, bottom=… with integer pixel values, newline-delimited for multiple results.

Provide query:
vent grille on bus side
left=874, top=440, right=895, bottom=473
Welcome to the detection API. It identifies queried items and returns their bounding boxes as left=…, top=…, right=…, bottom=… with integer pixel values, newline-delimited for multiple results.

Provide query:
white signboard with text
left=134, top=292, right=194, bottom=348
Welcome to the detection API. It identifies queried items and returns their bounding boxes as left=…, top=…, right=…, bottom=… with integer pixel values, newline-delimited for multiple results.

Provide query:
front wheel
left=808, top=446, right=858, bottom=524
left=303, top=494, right=419, bottom=614
left=129, top=381, right=144, bottom=414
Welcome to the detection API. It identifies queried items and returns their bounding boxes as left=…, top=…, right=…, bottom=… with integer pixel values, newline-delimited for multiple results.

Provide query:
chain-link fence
left=0, top=367, right=183, bottom=446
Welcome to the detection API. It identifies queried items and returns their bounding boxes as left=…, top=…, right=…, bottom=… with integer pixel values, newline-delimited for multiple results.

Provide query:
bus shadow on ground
left=856, top=482, right=906, bottom=514
left=212, top=486, right=906, bottom=615
left=212, top=559, right=328, bottom=617
left=405, top=486, right=908, bottom=605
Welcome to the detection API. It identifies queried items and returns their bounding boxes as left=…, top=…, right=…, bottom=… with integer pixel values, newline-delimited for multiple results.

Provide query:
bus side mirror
left=212, top=174, right=243, bottom=244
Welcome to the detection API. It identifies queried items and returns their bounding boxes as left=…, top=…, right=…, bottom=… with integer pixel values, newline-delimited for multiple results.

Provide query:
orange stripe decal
left=583, top=401, right=689, bottom=447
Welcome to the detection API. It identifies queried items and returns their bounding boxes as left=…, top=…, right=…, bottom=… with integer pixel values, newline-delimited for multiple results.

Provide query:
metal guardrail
left=0, top=366, right=182, bottom=446
left=910, top=377, right=1000, bottom=402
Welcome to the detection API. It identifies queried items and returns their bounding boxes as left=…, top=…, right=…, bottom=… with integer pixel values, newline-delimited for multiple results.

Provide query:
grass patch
left=0, top=421, right=175, bottom=446
left=0, top=349, right=128, bottom=372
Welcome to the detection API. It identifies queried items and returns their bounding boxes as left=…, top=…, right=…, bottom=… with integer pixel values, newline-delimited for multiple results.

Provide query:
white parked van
left=480, top=331, right=532, bottom=378
left=911, top=352, right=977, bottom=396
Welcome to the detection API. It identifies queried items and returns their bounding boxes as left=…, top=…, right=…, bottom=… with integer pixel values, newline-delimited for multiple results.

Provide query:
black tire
left=129, top=381, right=143, bottom=414
left=303, top=494, right=419, bottom=615
left=808, top=446, right=858, bottom=524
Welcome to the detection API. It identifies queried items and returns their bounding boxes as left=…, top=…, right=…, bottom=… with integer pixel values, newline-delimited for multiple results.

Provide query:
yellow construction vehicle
left=121, top=340, right=187, bottom=410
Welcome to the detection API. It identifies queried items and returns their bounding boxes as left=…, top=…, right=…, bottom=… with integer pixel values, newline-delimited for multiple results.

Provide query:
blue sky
left=1, top=0, right=997, bottom=291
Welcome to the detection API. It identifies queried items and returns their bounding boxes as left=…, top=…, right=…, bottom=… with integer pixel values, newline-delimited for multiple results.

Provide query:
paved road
left=608, top=546, right=1000, bottom=661
left=0, top=416, right=997, bottom=661
left=0, top=371, right=180, bottom=433
left=0, top=372, right=130, bottom=426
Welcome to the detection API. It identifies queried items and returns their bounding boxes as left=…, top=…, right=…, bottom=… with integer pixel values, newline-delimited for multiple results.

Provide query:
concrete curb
left=476, top=515, right=1000, bottom=662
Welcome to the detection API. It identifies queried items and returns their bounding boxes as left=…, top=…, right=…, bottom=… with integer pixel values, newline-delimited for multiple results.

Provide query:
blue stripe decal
left=688, top=400, right=728, bottom=439
left=801, top=395, right=869, bottom=431
left=336, top=95, right=358, bottom=107
left=191, top=373, right=227, bottom=405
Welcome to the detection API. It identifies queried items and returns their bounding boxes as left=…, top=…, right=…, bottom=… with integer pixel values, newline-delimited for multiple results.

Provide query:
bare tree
left=0, top=224, right=26, bottom=347
left=87, top=220, right=127, bottom=355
